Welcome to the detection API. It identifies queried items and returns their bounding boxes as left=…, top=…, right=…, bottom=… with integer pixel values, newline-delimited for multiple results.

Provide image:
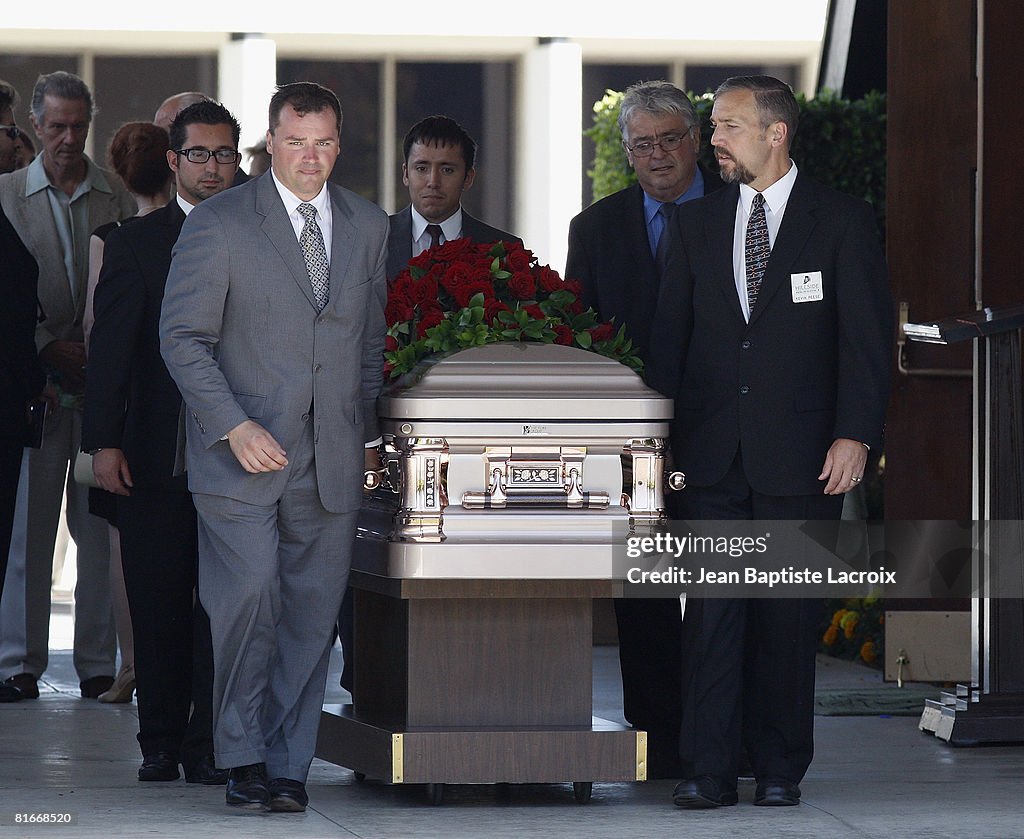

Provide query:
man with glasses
left=0, top=71, right=135, bottom=702
left=564, top=79, right=722, bottom=781
left=0, top=80, right=24, bottom=174
left=82, top=100, right=241, bottom=784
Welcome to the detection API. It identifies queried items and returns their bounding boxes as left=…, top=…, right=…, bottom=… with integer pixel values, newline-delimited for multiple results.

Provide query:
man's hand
left=818, top=438, right=868, bottom=495
left=93, top=448, right=133, bottom=496
left=226, top=420, right=288, bottom=473
left=39, top=340, right=87, bottom=394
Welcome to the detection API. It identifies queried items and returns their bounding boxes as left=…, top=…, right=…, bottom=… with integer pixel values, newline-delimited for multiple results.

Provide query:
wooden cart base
left=314, top=572, right=645, bottom=801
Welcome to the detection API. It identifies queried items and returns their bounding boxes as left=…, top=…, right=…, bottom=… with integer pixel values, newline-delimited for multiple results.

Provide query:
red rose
left=385, top=297, right=415, bottom=325
left=507, top=271, right=536, bottom=300
left=524, top=304, right=545, bottom=320
left=553, top=324, right=574, bottom=345
left=435, top=236, right=474, bottom=261
left=486, top=300, right=511, bottom=323
left=411, top=274, right=439, bottom=305
left=505, top=242, right=535, bottom=271
left=385, top=334, right=399, bottom=352
left=589, top=322, right=615, bottom=343
left=416, top=306, right=445, bottom=337
left=537, top=265, right=563, bottom=293
left=452, top=280, right=493, bottom=308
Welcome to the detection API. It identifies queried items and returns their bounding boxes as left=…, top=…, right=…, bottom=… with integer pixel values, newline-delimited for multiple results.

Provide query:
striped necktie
left=745, top=193, right=769, bottom=314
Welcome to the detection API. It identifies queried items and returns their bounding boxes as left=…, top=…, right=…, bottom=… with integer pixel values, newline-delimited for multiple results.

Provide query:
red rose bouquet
left=384, top=238, right=641, bottom=379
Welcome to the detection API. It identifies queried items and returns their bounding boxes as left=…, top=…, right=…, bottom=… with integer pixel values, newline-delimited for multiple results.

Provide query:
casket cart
left=315, top=343, right=677, bottom=804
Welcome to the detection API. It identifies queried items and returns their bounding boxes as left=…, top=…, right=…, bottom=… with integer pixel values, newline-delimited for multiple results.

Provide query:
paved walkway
left=3, top=634, right=1023, bottom=839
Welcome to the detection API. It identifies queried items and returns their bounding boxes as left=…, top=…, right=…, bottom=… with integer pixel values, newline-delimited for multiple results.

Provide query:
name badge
left=791, top=271, right=823, bottom=303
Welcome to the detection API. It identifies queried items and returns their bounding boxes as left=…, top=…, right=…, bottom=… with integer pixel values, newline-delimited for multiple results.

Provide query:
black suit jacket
left=647, top=173, right=893, bottom=497
left=564, top=166, right=723, bottom=367
left=386, top=204, right=523, bottom=280
left=0, top=206, right=45, bottom=421
left=82, top=200, right=187, bottom=490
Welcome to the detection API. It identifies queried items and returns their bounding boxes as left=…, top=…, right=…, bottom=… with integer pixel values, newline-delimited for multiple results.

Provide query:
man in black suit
left=81, top=100, right=242, bottom=783
left=386, top=114, right=521, bottom=280
left=565, top=80, right=721, bottom=779
left=648, top=76, right=892, bottom=810
left=0, top=205, right=45, bottom=704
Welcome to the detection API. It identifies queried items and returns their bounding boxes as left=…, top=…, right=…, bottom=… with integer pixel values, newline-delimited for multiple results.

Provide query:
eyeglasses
left=0, top=124, right=22, bottom=141
left=175, top=147, right=241, bottom=164
left=623, top=126, right=694, bottom=158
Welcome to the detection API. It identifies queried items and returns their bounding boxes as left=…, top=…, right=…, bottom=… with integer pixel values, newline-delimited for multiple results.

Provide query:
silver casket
left=357, top=342, right=675, bottom=579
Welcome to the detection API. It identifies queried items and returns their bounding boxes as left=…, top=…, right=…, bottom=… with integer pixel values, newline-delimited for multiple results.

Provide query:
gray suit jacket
left=386, top=204, right=522, bottom=280
left=159, top=172, right=389, bottom=514
left=0, top=159, right=136, bottom=353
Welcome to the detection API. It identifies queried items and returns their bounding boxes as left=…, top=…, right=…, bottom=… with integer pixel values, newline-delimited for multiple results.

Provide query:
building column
left=218, top=33, right=277, bottom=159
left=516, top=37, right=582, bottom=275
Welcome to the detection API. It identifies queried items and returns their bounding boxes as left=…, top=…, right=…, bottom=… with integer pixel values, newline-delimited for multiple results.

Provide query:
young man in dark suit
left=648, top=75, right=892, bottom=810
left=565, top=80, right=723, bottom=780
left=81, top=100, right=242, bottom=783
left=386, top=114, right=521, bottom=280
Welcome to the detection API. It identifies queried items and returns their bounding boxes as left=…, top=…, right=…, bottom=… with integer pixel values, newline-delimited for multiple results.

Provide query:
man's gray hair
left=30, top=71, right=95, bottom=123
left=0, top=79, right=18, bottom=114
left=617, top=80, right=697, bottom=141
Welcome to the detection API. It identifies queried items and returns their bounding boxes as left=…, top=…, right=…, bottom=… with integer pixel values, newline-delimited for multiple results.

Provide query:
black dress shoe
left=0, top=683, right=22, bottom=702
left=185, top=755, right=229, bottom=785
left=138, top=752, right=180, bottom=782
left=673, top=776, right=738, bottom=809
left=754, top=779, right=801, bottom=806
left=268, top=778, right=308, bottom=813
left=80, top=675, right=115, bottom=698
left=5, top=673, right=38, bottom=699
left=226, top=763, right=270, bottom=810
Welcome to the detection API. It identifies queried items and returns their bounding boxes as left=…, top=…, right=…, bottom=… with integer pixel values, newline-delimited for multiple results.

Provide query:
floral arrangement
left=383, top=238, right=642, bottom=379
left=820, top=596, right=884, bottom=668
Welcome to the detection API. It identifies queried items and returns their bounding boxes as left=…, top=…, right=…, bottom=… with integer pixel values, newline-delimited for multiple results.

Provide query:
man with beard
left=648, top=76, right=892, bottom=810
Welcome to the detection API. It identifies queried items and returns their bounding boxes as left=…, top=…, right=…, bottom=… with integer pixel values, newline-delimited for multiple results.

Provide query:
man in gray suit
left=0, top=71, right=135, bottom=701
left=160, top=82, right=388, bottom=814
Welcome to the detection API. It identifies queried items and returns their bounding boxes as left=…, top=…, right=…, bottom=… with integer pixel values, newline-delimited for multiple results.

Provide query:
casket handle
left=666, top=471, right=687, bottom=492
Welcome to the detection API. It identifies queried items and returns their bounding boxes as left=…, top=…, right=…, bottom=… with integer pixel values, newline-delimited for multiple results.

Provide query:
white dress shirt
left=272, top=170, right=333, bottom=258
left=732, top=160, right=798, bottom=322
left=410, top=205, right=463, bottom=257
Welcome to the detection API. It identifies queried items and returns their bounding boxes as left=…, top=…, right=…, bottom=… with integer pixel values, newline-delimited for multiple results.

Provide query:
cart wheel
left=426, top=783, right=444, bottom=805
left=353, top=771, right=366, bottom=782
left=573, top=782, right=593, bottom=804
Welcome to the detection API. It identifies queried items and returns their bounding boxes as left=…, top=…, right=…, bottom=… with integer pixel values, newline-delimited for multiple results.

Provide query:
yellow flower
left=860, top=640, right=877, bottom=664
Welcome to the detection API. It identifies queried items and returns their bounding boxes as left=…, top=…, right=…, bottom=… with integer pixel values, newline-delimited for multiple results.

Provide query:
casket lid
left=378, top=343, right=672, bottom=421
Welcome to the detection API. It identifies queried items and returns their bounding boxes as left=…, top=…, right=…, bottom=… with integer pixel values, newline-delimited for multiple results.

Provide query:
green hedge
left=584, top=88, right=887, bottom=239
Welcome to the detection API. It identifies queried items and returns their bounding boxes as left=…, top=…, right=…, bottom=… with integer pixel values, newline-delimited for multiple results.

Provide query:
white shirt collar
left=271, top=168, right=331, bottom=220
left=410, top=205, right=463, bottom=243
left=176, top=193, right=196, bottom=216
left=739, top=159, right=798, bottom=215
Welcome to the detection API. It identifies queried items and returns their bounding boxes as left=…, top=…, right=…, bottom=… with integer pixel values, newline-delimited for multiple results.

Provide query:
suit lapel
left=327, top=185, right=356, bottom=310
left=386, top=205, right=413, bottom=280
left=704, top=184, right=746, bottom=324
left=255, top=175, right=317, bottom=309
left=748, top=174, right=818, bottom=327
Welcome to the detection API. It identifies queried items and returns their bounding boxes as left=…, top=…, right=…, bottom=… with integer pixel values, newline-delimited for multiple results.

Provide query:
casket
left=357, top=342, right=675, bottom=579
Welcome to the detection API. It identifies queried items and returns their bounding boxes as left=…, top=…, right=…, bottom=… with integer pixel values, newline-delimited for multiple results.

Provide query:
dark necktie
left=426, top=224, right=443, bottom=250
left=654, top=202, right=677, bottom=275
left=745, top=193, right=769, bottom=314
left=297, top=202, right=329, bottom=311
